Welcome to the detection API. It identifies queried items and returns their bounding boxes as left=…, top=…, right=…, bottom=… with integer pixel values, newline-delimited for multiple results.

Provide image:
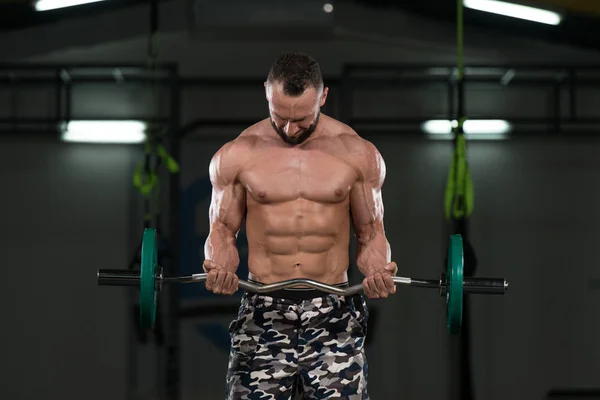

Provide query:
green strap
left=444, top=0, right=474, bottom=222
left=133, top=164, right=158, bottom=197
left=156, top=143, right=180, bottom=174
left=132, top=26, right=179, bottom=200
left=133, top=143, right=180, bottom=192
left=444, top=133, right=474, bottom=220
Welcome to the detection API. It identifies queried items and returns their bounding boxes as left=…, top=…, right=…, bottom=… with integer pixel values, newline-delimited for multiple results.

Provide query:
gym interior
left=1, top=0, right=599, bottom=399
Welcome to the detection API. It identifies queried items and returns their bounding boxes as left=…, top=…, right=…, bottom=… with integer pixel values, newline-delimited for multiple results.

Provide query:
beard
left=270, top=113, right=320, bottom=146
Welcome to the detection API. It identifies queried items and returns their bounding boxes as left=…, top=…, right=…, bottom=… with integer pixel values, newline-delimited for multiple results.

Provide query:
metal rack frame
left=339, top=63, right=600, bottom=136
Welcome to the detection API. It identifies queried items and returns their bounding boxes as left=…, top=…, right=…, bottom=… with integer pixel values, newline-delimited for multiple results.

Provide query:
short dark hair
left=267, top=51, right=323, bottom=96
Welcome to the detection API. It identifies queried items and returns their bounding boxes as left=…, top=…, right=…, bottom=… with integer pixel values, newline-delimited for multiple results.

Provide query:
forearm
left=204, top=224, right=240, bottom=272
left=356, top=230, right=392, bottom=276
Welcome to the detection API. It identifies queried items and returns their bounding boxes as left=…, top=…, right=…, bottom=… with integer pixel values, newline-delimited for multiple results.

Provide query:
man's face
left=265, top=81, right=328, bottom=145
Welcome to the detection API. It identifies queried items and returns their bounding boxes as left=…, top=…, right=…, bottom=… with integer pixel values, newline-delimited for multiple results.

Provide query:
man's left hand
left=362, top=262, right=398, bottom=299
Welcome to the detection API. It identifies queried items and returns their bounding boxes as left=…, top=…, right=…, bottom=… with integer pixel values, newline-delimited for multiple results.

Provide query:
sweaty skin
left=204, top=82, right=396, bottom=298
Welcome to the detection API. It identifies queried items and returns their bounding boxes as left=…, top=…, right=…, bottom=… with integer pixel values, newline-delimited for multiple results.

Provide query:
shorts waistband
left=247, top=279, right=350, bottom=301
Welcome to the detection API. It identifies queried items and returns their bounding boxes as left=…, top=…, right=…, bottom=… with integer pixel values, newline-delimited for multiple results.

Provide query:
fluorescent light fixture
left=463, top=0, right=562, bottom=25
left=60, top=120, right=147, bottom=144
left=422, top=119, right=511, bottom=140
left=34, top=0, right=105, bottom=12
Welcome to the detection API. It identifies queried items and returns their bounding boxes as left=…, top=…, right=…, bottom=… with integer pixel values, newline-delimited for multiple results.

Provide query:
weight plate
left=140, top=228, right=158, bottom=330
left=446, top=234, right=464, bottom=334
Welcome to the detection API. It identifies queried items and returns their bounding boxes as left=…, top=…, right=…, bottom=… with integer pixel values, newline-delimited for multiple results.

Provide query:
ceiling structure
left=526, top=0, right=600, bottom=16
left=1, top=0, right=600, bottom=57
left=0, top=0, right=145, bottom=32
left=356, top=0, right=600, bottom=54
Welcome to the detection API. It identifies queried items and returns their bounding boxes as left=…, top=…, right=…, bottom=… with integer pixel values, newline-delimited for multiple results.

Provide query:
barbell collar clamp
left=97, top=269, right=140, bottom=287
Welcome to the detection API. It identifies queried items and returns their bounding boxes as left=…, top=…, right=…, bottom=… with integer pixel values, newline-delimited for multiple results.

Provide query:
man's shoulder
left=215, top=119, right=268, bottom=156
left=210, top=120, right=269, bottom=182
left=324, top=118, right=384, bottom=178
left=339, top=133, right=377, bottom=156
left=320, top=115, right=374, bottom=152
left=239, top=119, right=269, bottom=139
left=327, top=124, right=379, bottom=160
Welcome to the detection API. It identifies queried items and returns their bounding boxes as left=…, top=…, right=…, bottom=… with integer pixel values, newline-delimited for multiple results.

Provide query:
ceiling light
left=60, top=120, right=147, bottom=144
left=422, top=119, right=511, bottom=140
left=464, top=0, right=562, bottom=25
left=34, top=0, right=106, bottom=12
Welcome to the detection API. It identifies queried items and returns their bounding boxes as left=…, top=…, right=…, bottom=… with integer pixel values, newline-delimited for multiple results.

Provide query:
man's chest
left=239, top=148, right=359, bottom=203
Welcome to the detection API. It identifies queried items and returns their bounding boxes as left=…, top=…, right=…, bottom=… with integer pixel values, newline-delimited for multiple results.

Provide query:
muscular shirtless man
left=203, top=51, right=397, bottom=400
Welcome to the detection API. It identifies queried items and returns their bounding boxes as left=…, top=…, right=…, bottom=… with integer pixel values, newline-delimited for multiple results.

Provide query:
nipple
left=334, top=188, right=342, bottom=196
left=258, top=191, right=266, bottom=198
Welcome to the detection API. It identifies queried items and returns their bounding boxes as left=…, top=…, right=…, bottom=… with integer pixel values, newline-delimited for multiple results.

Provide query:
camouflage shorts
left=225, top=287, right=369, bottom=400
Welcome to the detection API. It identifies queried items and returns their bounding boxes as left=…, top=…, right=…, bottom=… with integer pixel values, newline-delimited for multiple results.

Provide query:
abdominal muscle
left=244, top=198, right=351, bottom=286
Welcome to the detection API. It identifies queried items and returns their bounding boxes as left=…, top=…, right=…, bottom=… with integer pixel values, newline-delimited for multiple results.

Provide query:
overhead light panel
left=422, top=119, right=511, bottom=140
left=34, top=0, right=106, bottom=12
left=463, top=0, right=562, bottom=25
left=60, top=120, right=147, bottom=144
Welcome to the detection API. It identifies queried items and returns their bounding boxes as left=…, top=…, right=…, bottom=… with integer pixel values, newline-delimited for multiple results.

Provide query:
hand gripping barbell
left=97, top=228, right=508, bottom=334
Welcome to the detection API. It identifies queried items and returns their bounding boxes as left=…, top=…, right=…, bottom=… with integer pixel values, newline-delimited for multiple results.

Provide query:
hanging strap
left=444, top=130, right=474, bottom=221
left=444, top=0, right=474, bottom=222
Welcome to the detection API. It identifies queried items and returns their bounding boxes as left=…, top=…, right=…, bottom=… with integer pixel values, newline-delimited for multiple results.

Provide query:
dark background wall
left=2, top=0, right=600, bottom=399
left=0, top=140, right=137, bottom=399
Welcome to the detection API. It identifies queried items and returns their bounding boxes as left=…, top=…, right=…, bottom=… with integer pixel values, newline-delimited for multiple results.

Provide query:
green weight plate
left=446, top=234, right=464, bottom=334
left=140, top=228, right=158, bottom=330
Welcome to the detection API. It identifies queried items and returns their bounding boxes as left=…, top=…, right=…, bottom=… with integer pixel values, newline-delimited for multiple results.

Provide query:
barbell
left=97, top=228, right=508, bottom=334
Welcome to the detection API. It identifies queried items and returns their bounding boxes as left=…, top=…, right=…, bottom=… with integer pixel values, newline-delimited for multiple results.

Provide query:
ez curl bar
left=97, top=229, right=508, bottom=334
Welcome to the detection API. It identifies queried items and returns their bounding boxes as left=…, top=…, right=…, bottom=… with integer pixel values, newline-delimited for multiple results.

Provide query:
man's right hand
left=203, top=260, right=239, bottom=295
left=362, top=262, right=398, bottom=299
